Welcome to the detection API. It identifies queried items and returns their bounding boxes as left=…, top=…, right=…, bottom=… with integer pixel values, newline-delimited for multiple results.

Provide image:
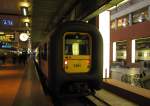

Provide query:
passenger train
left=34, top=21, right=103, bottom=97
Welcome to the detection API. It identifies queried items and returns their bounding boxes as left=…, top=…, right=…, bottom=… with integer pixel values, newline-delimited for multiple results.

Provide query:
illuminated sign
left=0, top=35, right=15, bottom=42
left=1, top=19, right=13, bottom=26
left=0, top=42, right=12, bottom=49
left=2, top=44, right=12, bottom=48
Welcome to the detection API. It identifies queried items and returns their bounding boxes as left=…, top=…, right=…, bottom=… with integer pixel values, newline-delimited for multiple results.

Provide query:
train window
left=63, top=32, right=92, bottom=74
left=64, top=33, right=91, bottom=55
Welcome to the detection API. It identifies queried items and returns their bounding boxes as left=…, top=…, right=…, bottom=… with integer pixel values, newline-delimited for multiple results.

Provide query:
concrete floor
left=0, top=60, right=52, bottom=106
left=0, top=64, right=24, bottom=106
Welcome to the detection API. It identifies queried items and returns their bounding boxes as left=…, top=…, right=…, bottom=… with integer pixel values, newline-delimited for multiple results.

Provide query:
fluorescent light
left=113, top=42, right=116, bottom=62
left=19, top=2, right=30, bottom=7
left=144, top=51, right=147, bottom=57
left=72, top=43, right=79, bottom=55
left=131, top=39, right=136, bottom=63
left=108, top=6, right=117, bottom=11
left=118, top=0, right=129, bottom=6
left=27, top=31, right=30, bottom=35
left=25, top=22, right=29, bottom=27
left=23, top=8, right=27, bottom=16
left=99, top=11, right=110, bottom=78
left=108, top=0, right=129, bottom=11
left=23, top=17, right=30, bottom=23
left=0, top=32, right=4, bottom=34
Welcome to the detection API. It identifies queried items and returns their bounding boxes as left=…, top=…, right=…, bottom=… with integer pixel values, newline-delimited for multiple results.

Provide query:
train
left=34, top=21, right=103, bottom=98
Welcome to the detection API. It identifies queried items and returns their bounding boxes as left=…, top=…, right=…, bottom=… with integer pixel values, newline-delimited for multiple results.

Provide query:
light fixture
left=131, top=39, right=136, bottom=63
left=22, top=17, right=30, bottom=23
left=19, top=2, right=30, bottom=16
left=0, top=32, right=4, bottom=34
left=21, top=7, right=28, bottom=16
left=113, top=42, right=116, bottom=62
left=26, top=30, right=30, bottom=35
left=19, top=33, right=29, bottom=42
left=99, top=11, right=110, bottom=78
left=25, top=22, right=30, bottom=27
left=108, top=0, right=129, bottom=11
left=19, top=2, right=30, bottom=8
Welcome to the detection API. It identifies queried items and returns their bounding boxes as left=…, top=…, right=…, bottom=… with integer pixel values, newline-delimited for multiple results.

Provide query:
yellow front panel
left=64, top=55, right=91, bottom=74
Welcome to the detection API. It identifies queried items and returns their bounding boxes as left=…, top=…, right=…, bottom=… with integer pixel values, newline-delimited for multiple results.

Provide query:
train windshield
left=64, top=33, right=91, bottom=55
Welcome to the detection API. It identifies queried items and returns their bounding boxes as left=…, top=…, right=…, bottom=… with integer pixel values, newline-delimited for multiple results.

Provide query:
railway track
left=35, top=61, right=111, bottom=106
left=52, top=95, right=111, bottom=106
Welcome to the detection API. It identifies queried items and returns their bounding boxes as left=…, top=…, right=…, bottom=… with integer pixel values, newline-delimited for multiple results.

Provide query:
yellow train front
left=41, top=21, right=103, bottom=97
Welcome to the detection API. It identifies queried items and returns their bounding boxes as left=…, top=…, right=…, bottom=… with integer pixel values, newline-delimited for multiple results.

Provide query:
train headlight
left=65, top=60, right=68, bottom=65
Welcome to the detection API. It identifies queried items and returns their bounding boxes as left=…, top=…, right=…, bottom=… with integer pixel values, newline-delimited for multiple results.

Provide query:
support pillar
left=127, top=40, right=132, bottom=67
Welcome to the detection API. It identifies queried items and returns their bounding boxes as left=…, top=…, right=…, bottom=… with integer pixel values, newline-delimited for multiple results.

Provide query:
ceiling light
left=26, top=31, right=30, bottom=35
left=0, top=32, right=4, bottom=34
left=19, top=2, right=30, bottom=7
left=108, top=0, right=129, bottom=11
left=25, top=22, right=29, bottom=27
left=21, top=7, right=28, bottom=16
left=22, top=17, right=30, bottom=23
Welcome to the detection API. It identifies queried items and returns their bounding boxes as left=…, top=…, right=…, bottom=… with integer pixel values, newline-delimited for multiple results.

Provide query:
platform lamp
left=25, top=22, right=30, bottom=27
left=21, top=7, right=28, bottom=16
left=22, top=17, right=31, bottom=26
left=19, top=2, right=30, bottom=16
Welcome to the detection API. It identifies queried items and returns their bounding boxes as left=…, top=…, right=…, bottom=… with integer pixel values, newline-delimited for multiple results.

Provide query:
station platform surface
left=0, top=59, right=52, bottom=106
left=0, top=64, right=24, bottom=106
left=0, top=58, right=149, bottom=106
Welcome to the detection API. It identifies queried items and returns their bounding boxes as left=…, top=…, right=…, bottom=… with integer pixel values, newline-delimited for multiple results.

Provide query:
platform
left=0, top=59, right=53, bottom=106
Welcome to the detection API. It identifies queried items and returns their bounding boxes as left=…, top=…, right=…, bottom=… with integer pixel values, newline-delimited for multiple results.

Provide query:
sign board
left=2, top=19, right=13, bottom=26
left=0, top=35, right=15, bottom=42
left=0, top=19, right=13, bottom=26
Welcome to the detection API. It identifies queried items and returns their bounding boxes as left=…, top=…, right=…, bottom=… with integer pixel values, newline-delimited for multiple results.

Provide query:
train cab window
left=64, top=33, right=91, bottom=55
left=63, top=32, right=92, bottom=74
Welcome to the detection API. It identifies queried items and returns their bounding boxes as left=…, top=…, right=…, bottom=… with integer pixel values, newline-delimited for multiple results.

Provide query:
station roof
left=0, top=0, right=125, bottom=48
